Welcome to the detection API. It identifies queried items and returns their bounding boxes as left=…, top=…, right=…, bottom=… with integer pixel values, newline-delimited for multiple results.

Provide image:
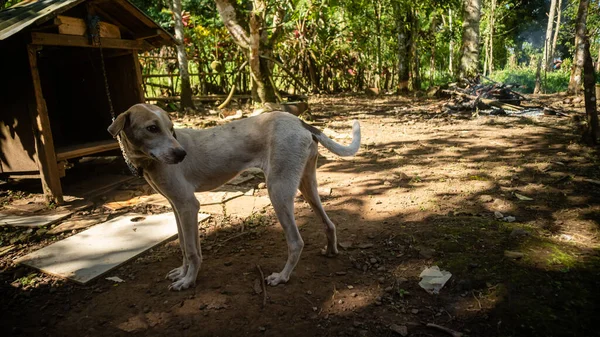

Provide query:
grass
left=489, top=68, right=570, bottom=94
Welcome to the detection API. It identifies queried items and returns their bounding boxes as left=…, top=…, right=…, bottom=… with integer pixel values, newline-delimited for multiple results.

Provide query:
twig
left=472, top=291, right=482, bottom=310
left=426, top=323, right=464, bottom=337
left=256, top=264, right=267, bottom=308
left=213, top=231, right=251, bottom=253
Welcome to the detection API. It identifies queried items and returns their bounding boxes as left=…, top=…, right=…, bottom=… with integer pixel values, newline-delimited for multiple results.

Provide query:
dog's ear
left=107, top=111, right=130, bottom=138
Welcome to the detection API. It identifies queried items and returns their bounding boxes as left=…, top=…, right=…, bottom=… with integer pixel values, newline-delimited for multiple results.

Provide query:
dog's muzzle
left=172, top=148, right=187, bottom=163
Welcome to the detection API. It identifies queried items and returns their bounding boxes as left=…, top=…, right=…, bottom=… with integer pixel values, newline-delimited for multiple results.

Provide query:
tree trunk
left=459, top=0, right=481, bottom=80
left=214, top=0, right=281, bottom=104
left=429, top=15, right=437, bottom=85
left=542, top=0, right=558, bottom=71
left=534, top=55, right=543, bottom=94
left=581, top=36, right=598, bottom=144
left=248, top=0, right=276, bottom=103
left=409, top=9, right=420, bottom=91
left=597, top=46, right=600, bottom=73
left=551, top=0, right=563, bottom=64
left=394, top=3, right=410, bottom=93
left=488, top=0, right=495, bottom=75
left=374, top=0, right=382, bottom=86
left=483, top=34, right=489, bottom=76
left=170, top=0, right=194, bottom=111
left=568, top=0, right=589, bottom=95
left=448, top=9, right=454, bottom=76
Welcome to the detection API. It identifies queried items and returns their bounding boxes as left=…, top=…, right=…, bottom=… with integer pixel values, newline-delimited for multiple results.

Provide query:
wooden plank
left=132, top=52, right=145, bottom=102
left=30, top=32, right=151, bottom=50
left=56, top=15, right=121, bottom=39
left=55, top=139, right=119, bottom=161
left=26, top=44, right=64, bottom=205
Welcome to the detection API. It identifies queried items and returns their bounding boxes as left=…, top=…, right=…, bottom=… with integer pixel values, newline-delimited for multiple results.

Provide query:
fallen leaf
left=514, top=193, right=533, bottom=201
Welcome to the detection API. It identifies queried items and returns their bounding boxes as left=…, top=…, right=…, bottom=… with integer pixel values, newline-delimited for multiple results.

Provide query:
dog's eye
left=146, top=125, right=159, bottom=133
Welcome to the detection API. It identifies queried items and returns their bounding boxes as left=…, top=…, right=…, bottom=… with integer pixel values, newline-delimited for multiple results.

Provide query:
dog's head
left=107, top=104, right=187, bottom=164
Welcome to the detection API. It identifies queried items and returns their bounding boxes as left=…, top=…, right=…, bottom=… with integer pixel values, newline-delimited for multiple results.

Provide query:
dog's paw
left=168, top=277, right=195, bottom=291
left=265, top=272, right=289, bottom=286
left=166, top=266, right=187, bottom=281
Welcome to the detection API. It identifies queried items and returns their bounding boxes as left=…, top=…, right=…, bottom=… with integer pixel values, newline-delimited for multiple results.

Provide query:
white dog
left=108, top=104, right=361, bottom=290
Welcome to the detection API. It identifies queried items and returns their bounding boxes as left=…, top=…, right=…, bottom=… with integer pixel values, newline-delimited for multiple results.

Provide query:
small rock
left=370, top=258, right=378, bottom=264
left=390, top=324, right=408, bottom=336
left=384, top=286, right=393, bottom=292
left=306, top=290, right=313, bottom=295
left=358, top=243, right=374, bottom=249
left=224, top=261, right=233, bottom=266
left=411, top=309, right=419, bottom=314
left=396, top=277, right=408, bottom=283
left=336, top=271, right=347, bottom=276
left=503, top=216, right=516, bottom=223
left=494, top=211, right=504, bottom=219
left=258, top=326, right=266, bottom=332
left=419, top=248, right=436, bottom=259
left=510, top=228, right=530, bottom=238
left=253, top=278, right=263, bottom=294
left=378, top=277, right=385, bottom=283
left=377, top=267, right=386, bottom=272
left=347, top=285, right=354, bottom=289
left=258, top=183, right=266, bottom=189
left=504, top=250, right=524, bottom=259
left=339, top=242, right=353, bottom=249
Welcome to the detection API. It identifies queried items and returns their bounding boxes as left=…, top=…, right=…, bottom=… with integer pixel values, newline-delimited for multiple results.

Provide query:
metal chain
left=90, top=16, right=141, bottom=177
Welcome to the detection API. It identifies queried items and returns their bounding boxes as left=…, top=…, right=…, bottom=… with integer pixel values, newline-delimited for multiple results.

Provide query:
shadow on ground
left=1, top=95, right=599, bottom=337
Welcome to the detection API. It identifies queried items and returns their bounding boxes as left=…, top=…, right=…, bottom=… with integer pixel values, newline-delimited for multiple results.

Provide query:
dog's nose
left=173, top=148, right=187, bottom=163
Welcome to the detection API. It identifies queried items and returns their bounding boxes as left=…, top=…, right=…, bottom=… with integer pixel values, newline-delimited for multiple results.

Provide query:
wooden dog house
left=0, top=0, right=174, bottom=203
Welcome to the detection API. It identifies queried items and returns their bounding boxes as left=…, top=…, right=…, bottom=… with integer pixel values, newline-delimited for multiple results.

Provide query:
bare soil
left=1, top=95, right=600, bottom=337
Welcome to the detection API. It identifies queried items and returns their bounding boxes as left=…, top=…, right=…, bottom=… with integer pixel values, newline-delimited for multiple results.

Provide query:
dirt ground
left=1, top=95, right=600, bottom=337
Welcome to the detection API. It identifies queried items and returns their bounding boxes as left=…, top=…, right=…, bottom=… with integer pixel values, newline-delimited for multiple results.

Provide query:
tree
left=215, top=0, right=284, bottom=104
left=551, top=0, right=563, bottom=66
left=541, top=0, right=558, bottom=71
left=459, top=0, right=481, bottom=79
left=169, top=0, right=195, bottom=111
left=581, top=35, right=598, bottom=144
left=568, top=0, right=590, bottom=95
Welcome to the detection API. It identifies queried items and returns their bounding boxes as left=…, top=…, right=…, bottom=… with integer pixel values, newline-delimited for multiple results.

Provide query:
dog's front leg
left=166, top=205, right=188, bottom=281
left=169, top=197, right=202, bottom=291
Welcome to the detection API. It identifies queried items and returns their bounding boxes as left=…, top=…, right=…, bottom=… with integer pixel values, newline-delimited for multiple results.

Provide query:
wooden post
left=132, top=52, right=145, bottom=103
left=26, top=44, right=64, bottom=204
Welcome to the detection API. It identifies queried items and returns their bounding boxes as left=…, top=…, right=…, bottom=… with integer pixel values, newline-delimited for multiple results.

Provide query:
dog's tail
left=303, top=120, right=361, bottom=156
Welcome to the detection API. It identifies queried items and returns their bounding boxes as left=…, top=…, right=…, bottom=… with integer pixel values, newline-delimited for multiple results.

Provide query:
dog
left=107, top=104, right=361, bottom=290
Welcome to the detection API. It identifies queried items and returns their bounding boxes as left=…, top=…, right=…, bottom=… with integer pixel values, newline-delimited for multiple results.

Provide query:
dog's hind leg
left=299, top=148, right=339, bottom=257
left=265, top=173, right=305, bottom=286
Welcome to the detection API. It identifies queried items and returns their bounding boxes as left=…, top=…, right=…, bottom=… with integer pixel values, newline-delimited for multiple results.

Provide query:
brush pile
left=442, top=75, right=526, bottom=114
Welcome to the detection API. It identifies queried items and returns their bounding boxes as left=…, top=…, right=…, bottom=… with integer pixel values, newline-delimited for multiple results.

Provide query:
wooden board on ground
left=0, top=200, right=92, bottom=228
left=0, top=212, right=71, bottom=228
left=17, top=212, right=210, bottom=284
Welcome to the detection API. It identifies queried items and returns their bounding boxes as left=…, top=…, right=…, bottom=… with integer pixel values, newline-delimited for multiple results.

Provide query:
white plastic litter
left=105, top=276, right=125, bottom=283
left=418, top=266, right=452, bottom=294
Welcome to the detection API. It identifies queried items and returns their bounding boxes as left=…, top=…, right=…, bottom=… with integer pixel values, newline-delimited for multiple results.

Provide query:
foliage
left=490, top=67, right=571, bottom=93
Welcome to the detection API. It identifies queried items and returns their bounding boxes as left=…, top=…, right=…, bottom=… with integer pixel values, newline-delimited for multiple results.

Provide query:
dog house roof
left=0, top=0, right=174, bottom=48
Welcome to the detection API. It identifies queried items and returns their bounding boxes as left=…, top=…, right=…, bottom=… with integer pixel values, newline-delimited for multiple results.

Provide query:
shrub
left=490, top=67, right=570, bottom=94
